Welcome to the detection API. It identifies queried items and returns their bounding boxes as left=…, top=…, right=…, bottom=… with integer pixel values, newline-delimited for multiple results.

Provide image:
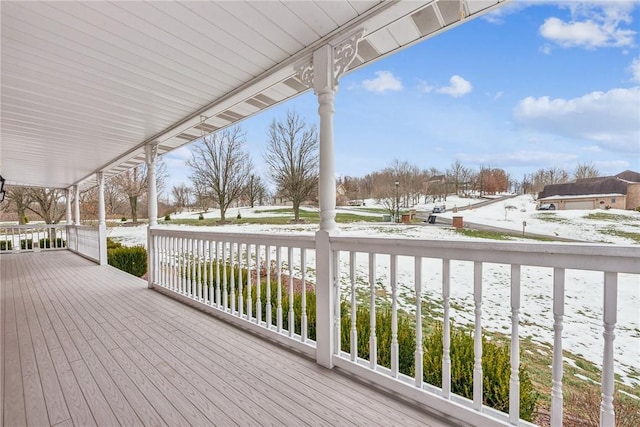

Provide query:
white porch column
left=97, top=172, right=107, bottom=265
left=145, top=142, right=159, bottom=289
left=73, top=185, right=80, bottom=225
left=66, top=188, right=72, bottom=224
left=145, top=142, right=159, bottom=227
left=297, top=30, right=363, bottom=369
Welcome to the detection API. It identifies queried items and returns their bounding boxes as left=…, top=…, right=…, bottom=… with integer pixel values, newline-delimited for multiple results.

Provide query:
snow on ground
left=107, top=198, right=640, bottom=388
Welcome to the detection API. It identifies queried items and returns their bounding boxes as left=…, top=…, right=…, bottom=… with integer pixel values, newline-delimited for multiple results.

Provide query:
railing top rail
left=150, top=226, right=316, bottom=249
left=67, top=225, right=99, bottom=230
left=0, top=223, right=68, bottom=229
left=331, top=235, right=640, bottom=274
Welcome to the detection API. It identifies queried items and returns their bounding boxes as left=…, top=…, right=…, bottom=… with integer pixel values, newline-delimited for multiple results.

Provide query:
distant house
left=538, top=170, right=640, bottom=210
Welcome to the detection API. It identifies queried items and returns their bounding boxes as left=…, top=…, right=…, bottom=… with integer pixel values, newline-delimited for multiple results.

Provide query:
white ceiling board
left=1, top=0, right=509, bottom=190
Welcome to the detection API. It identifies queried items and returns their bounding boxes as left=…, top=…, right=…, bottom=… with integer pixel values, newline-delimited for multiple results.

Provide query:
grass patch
left=456, top=228, right=561, bottom=242
left=585, top=212, right=639, bottom=222
left=160, top=209, right=382, bottom=225
left=534, top=213, right=571, bottom=224
left=600, top=229, right=640, bottom=243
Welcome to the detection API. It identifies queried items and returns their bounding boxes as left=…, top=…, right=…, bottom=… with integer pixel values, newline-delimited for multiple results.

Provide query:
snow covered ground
left=107, top=195, right=640, bottom=388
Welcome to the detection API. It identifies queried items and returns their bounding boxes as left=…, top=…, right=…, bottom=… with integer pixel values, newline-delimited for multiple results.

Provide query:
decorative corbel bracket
left=144, top=141, right=159, bottom=166
left=295, top=28, right=365, bottom=91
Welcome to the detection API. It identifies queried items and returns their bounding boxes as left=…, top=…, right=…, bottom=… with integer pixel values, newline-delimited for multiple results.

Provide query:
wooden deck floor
left=2, top=251, right=451, bottom=427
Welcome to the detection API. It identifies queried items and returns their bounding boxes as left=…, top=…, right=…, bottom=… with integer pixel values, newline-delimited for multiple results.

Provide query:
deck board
left=2, top=251, right=452, bottom=427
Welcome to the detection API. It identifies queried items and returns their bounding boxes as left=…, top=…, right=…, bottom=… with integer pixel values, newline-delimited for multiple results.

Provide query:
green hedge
left=0, top=241, right=12, bottom=250
left=39, top=238, right=66, bottom=248
left=106, top=237, right=123, bottom=249
left=20, top=239, right=33, bottom=249
left=107, top=246, right=147, bottom=277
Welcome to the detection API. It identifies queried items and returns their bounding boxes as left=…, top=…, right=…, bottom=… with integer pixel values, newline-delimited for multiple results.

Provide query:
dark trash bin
left=428, top=215, right=436, bottom=224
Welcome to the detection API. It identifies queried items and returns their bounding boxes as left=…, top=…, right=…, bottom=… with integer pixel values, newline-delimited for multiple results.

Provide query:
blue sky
left=163, top=1, right=640, bottom=193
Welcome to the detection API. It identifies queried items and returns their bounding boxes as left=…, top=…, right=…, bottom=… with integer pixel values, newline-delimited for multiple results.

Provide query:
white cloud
left=514, top=86, right=640, bottom=152
left=362, top=71, right=403, bottom=93
left=539, top=2, right=636, bottom=49
left=482, top=2, right=530, bottom=25
left=436, top=75, right=472, bottom=98
left=418, top=80, right=434, bottom=93
left=540, top=44, right=552, bottom=55
left=628, top=57, right=640, bottom=82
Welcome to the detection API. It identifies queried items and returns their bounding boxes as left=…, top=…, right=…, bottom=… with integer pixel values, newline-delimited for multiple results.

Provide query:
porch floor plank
left=2, top=251, right=452, bottom=427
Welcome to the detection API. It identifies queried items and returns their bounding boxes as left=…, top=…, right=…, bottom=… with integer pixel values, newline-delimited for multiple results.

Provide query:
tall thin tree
left=264, top=110, right=318, bottom=221
left=187, top=127, right=253, bottom=222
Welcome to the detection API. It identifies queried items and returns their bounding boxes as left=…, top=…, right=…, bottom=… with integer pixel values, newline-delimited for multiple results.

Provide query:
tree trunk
left=130, top=196, right=138, bottom=223
left=18, top=207, right=26, bottom=224
left=293, top=201, right=300, bottom=221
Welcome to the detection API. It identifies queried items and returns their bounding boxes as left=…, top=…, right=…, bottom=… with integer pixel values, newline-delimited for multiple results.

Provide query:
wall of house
left=541, top=196, right=626, bottom=210
left=593, top=196, right=627, bottom=210
left=626, top=183, right=640, bottom=210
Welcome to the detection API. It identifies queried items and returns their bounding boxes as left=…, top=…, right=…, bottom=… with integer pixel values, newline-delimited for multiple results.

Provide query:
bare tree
left=187, top=127, right=253, bottom=222
left=447, top=160, right=467, bottom=195
left=113, top=160, right=167, bottom=223
left=574, top=162, right=600, bottom=180
left=2, top=186, right=32, bottom=224
left=244, top=174, right=267, bottom=208
left=26, top=188, right=66, bottom=224
left=171, top=184, right=192, bottom=212
left=264, top=110, right=318, bottom=221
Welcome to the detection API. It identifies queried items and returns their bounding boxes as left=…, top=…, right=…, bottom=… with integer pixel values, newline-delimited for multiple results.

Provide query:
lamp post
left=394, top=180, right=399, bottom=223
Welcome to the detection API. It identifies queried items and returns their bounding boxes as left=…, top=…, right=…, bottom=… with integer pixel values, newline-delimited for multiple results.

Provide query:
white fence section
left=145, top=228, right=639, bottom=427
left=67, top=225, right=102, bottom=263
left=149, top=228, right=317, bottom=357
left=0, top=224, right=68, bottom=252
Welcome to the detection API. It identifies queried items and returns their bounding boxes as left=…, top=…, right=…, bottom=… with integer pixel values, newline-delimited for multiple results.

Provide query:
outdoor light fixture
left=0, top=174, right=5, bottom=202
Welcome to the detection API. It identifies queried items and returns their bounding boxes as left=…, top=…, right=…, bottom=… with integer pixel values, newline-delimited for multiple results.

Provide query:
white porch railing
left=149, top=228, right=317, bottom=357
left=66, top=225, right=105, bottom=264
left=0, top=224, right=68, bottom=252
left=148, top=228, right=640, bottom=427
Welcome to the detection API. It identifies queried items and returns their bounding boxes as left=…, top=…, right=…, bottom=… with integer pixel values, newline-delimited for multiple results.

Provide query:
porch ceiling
left=1, top=0, right=506, bottom=190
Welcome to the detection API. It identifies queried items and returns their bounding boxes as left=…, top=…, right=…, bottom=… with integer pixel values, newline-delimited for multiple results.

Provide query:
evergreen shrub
left=106, top=237, right=123, bottom=249
left=0, top=241, right=12, bottom=250
left=20, top=239, right=33, bottom=249
left=39, top=238, right=66, bottom=248
left=107, top=246, right=147, bottom=277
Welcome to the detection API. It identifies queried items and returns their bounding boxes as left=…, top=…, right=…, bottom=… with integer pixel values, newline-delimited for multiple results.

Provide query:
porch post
left=298, top=30, right=363, bottom=368
left=73, top=185, right=80, bottom=225
left=145, top=142, right=159, bottom=288
left=97, top=172, right=107, bottom=265
left=66, top=188, right=72, bottom=224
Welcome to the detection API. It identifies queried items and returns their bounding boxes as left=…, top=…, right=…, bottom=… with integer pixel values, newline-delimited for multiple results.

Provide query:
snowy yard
left=107, top=195, right=640, bottom=388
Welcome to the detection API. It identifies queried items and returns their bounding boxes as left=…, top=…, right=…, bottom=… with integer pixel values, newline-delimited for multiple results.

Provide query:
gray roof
left=538, top=176, right=631, bottom=199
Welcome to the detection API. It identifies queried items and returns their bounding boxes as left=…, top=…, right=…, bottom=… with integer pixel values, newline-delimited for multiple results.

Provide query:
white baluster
left=333, top=250, right=341, bottom=355
left=191, top=238, right=196, bottom=298
left=238, top=243, right=244, bottom=318
left=256, top=244, right=262, bottom=324
left=391, top=254, right=398, bottom=378
left=510, top=264, right=521, bottom=425
left=266, top=247, right=272, bottom=328
left=600, top=272, right=617, bottom=427
left=246, top=243, right=252, bottom=320
left=415, top=257, right=423, bottom=388
left=222, top=242, right=228, bottom=311
left=276, top=246, right=283, bottom=332
left=288, top=247, right=295, bottom=336
left=442, top=259, right=451, bottom=398
left=208, top=240, right=213, bottom=304
left=230, top=242, right=236, bottom=314
left=301, top=248, right=308, bottom=342
left=350, top=251, right=357, bottom=361
left=551, top=267, right=565, bottom=427
left=198, top=239, right=203, bottom=301
left=473, top=261, right=483, bottom=411
left=369, top=253, right=377, bottom=368
left=215, top=241, right=221, bottom=308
